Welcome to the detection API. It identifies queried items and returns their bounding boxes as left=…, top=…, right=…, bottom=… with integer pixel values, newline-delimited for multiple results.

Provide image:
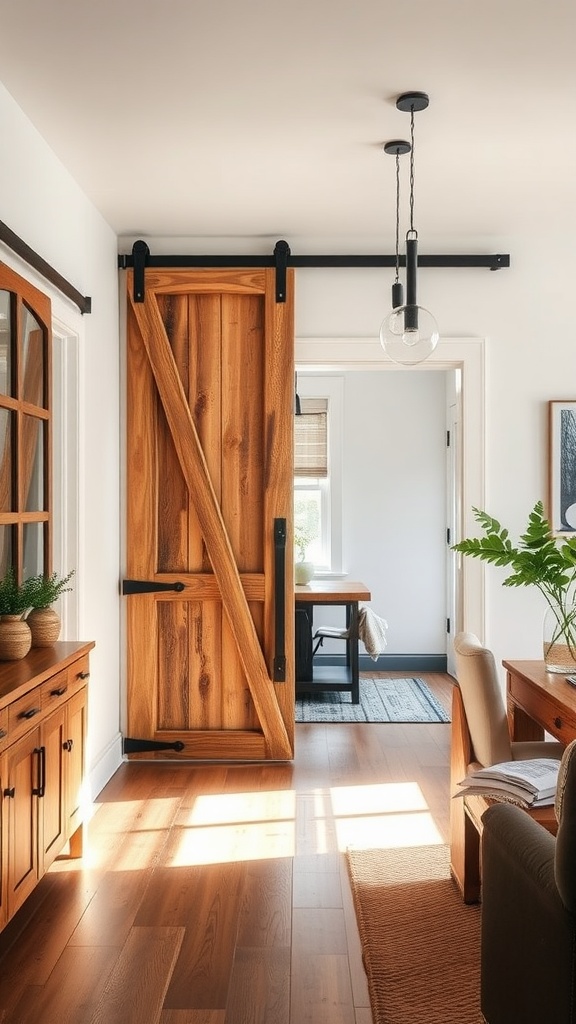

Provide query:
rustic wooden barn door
left=124, top=268, right=294, bottom=760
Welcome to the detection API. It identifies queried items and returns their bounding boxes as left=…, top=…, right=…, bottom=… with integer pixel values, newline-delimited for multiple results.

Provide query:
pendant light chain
left=409, top=105, right=416, bottom=237
left=394, top=151, right=401, bottom=285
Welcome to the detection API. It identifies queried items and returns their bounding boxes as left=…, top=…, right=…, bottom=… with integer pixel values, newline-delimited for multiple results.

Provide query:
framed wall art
left=549, top=400, right=576, bottom=535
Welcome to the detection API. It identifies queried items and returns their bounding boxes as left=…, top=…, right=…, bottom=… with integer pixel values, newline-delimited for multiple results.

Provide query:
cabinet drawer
left=7, top=689, right=44, bottom=744
left=67, top=654, right=90, bottom=694
left=42, top=667, right=73, bottom=712
left=509, top=678, right=576, bottom=745
left=42, top=656, right=89, bottom=713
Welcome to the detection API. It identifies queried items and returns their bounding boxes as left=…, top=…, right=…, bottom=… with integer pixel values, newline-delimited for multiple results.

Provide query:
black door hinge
left=122, top=579, right=185, bottom=595
left=123, top=737, right=185, bottom=754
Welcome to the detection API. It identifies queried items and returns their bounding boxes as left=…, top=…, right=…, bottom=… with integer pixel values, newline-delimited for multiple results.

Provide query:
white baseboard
left=88, top=731, right=123, bottom=801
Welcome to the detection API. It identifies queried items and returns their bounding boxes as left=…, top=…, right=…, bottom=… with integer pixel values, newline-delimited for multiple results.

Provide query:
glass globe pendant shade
left=380, top=303, right=439, bottom=365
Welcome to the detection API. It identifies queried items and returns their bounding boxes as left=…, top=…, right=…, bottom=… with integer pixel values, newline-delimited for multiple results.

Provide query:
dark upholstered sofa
left=480, top=739, right=576, bottom=1024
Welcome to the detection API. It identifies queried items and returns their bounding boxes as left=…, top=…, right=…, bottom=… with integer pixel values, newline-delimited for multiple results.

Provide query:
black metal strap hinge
left=273, top=239, right=291, bottom=303
left=122, top=579, right=185, bottom=595
left=123, top=737, right=185, bottom=754
left=132, top=239, right=150, bottom=303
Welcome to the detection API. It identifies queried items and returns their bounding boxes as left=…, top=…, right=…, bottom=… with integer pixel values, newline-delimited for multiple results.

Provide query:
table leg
left=349, top=601, right=360, bottom=703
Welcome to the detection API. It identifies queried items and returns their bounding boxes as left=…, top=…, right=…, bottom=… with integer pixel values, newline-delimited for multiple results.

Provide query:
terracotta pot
left=26, top=606, right=61, bottom=647
left=0, top=614, right=32, bottom=660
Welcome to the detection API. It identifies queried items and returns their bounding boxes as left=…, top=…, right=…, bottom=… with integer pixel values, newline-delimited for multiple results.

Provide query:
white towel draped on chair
left=357, top=605, right=388, bottom=660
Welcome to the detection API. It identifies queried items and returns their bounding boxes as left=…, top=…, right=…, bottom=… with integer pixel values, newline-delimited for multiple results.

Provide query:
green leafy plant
left=453, top=501, right=576, bottom=660
left=0, top=568, right=37, bottom=616
left=25, top=569, right=75, bottom=609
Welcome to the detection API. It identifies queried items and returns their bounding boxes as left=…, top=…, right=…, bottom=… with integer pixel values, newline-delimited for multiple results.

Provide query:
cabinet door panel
left=65, top=687, right=87, bottom=843
left=41, top=706, right=67, bottom=871
left=6, top=729, right=39, bottom=918
left=0, top=752, right=6, bottom=930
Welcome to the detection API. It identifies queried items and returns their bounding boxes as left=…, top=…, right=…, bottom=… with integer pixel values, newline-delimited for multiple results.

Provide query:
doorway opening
left=295, top=336, right=485, bottom=678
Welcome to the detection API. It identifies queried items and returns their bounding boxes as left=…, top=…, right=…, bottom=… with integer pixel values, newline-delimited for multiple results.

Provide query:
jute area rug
left=295, top=676, right=450, bottom=724
left=346, top=843, right=483, bottom=1024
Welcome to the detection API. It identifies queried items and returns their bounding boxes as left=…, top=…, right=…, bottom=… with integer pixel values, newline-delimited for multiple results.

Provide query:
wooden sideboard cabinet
left=0, top=640, right=94, bottom=930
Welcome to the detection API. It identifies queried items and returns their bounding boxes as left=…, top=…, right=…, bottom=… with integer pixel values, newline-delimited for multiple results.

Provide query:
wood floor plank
left=292, top=862, right=342, bottom=909
left=0, top=870, right=98, bottom=988
left=68, top=867, right=154, bottom=947
left=87, top=926, right=184, bottom=1024
left=160, top=1013, right=225, bottom=1024
left=161, top=862, right=245, bottom=1010
left=2, top=944, right=119, bottom=1024
left=290, top=953, right=356, bottom=1024
left=235, top=858, right=292, bottom=947
left=225, top=946, right=290, bottom=1024
left=291, top=908, right=349, bottom=955
left=340, top=857, right=371, bottom=1009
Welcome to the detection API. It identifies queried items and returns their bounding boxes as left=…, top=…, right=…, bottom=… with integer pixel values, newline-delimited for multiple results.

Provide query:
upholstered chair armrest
left=480, top=803, right=576, bottom=1024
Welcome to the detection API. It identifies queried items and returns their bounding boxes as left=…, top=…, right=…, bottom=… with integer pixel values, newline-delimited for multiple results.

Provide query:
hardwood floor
left=0, top=672, right=454, bottom=1024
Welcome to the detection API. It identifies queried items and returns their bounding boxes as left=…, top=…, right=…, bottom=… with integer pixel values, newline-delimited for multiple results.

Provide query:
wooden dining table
left=294, top=580, right=371, bottom=704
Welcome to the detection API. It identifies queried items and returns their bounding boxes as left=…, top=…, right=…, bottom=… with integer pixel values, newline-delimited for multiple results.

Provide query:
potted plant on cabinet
left=453, top=501, right=576, bottom=673
left=0, top=568, right=37, bottom=659
left=25, top=569, right=75, bottom=647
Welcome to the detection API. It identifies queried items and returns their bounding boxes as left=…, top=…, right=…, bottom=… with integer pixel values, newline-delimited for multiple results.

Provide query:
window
left=0, top=264, right=52, bottom=583
left=294, top=376, right=343, bottom=575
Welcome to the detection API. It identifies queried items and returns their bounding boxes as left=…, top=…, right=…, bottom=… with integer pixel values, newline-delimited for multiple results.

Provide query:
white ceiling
left=1, top=0, right=575, bottom=251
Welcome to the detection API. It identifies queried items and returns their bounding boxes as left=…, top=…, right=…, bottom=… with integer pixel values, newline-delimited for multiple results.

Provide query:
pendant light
left=380, top=91, right=439, bottom=365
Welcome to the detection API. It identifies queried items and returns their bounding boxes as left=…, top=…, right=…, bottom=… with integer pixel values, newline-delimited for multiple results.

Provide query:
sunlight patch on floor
left=51, top=779, right=443, bottom=871
left=330, top=781, right=429, bottom=816
left=335, top=810, right=443, bottom=851
left=168, top=820, right=296, bottom=866
left=182, top=789, right=296, bottom=826
left=330, top=780, right=444, bottom=851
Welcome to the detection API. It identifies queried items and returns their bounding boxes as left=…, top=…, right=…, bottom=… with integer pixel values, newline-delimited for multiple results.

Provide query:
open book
left=457, top=757, right=561, bottom=808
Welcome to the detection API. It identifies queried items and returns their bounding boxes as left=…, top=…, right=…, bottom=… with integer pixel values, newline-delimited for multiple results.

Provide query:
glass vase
left=543, top=600, right=576, bottom=673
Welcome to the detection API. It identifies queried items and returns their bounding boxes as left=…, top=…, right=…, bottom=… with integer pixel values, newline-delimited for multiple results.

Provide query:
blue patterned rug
left=295, top=676, right=450, bottom=724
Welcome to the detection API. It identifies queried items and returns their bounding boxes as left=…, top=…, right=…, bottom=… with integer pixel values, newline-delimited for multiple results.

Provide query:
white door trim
left=295, top=336, right=486, bottom=653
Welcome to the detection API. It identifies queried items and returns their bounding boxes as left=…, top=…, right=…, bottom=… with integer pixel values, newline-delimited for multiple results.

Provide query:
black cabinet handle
left=19, top=707, right=41, bottom=720
left=50, top=686, right=68, bottom=697
left=78, top=671, right=90, bottom=680
left=4, top=787, right=15, bottom=798
left=555, top=716, right=563, bottom=729
left=32, top=746, right=45, bottom=797
left=0, top=728, right=7, bottom=740
left=63, top=739, right=74, bottom=753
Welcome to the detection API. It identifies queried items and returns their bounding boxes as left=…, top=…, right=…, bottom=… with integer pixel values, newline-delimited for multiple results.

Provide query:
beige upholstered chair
left=450, top=631, right=564, bottom=903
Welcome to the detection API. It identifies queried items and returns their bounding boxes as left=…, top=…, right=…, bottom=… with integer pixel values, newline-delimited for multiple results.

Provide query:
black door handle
left=273, top=518, right=287, bottom=681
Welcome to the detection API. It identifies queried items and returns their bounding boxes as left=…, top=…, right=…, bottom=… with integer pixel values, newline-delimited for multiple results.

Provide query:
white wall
left=0, top=81, right=122, bottom=795
left=299, top=368, right=447, bottom=655
left=343, top=370, right=447, bottom=653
